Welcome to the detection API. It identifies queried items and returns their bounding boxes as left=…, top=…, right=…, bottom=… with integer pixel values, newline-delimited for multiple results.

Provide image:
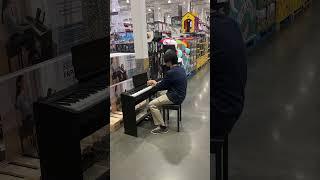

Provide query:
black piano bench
left=162, top=104, right=182, bottom=132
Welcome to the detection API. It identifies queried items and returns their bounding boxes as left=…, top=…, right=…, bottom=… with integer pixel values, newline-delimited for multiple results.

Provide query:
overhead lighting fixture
left=126, top=0, right=130, bottom=3
left=148, top=8, right=152, bottom=12
left=158, top=7, right=161, bottom=10
left=168, top=0, right=171, bottom=3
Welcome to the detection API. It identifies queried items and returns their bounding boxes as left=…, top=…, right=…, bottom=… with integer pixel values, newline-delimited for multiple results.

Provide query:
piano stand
left=122, top=96, right=138, bottom=137
left=121, top=96, right=156, bottom=137
left=121, top=80, right=162, bottom=137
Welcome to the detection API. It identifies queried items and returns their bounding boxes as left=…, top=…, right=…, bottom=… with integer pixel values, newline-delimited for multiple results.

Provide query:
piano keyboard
left=55, top=82, right=107, bottom=111
left=131, top=86, right=153, bottom=97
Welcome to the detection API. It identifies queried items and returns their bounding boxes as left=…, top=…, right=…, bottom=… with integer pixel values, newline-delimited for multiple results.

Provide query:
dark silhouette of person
left=15, top=75, right=38, bottom=155
left=212, top=1, right=247, bottom=149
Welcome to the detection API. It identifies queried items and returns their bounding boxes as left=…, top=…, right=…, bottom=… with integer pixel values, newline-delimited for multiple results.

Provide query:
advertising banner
left=0, top=54, right=77, bottom=160
left=110, top=53, right=147, bottom=113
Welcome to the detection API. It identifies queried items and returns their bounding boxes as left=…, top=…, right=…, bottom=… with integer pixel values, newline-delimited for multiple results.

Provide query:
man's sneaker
left=151, top=126, right=168, bottom=134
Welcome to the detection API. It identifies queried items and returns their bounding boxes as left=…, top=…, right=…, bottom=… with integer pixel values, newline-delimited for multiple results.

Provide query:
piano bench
left=162, top=104, right=182, bottom=132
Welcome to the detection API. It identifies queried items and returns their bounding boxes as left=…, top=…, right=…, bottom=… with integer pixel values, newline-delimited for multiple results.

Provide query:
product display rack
left=148, top=41, right=163, bottom=80
left=256, top=0, right=276, bottom=33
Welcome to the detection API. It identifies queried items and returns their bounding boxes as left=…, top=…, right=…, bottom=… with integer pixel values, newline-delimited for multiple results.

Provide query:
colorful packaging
left=257, top=8, right=267, bottom=32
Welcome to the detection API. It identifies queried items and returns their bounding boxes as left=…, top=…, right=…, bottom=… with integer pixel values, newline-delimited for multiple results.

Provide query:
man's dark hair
left=163, top=49, right=178, bottom=65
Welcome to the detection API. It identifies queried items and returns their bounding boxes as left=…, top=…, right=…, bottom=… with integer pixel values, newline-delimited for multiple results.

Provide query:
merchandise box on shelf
left=196, top=53, right=209, bottom=70
left=256, top=0, right=276, bottom=33
left=229, top=0, right=257, bottom=42
left=181, top=37, right=198, bottom=75
left=257, top=0, right=268, bottom=9
left=293, top=0, right=304, bottom=12
left=257, top=8, right=268, bottom=32
left=267, top=2, right=276, bottom=27
left=276, top=0, right=293, bottom=23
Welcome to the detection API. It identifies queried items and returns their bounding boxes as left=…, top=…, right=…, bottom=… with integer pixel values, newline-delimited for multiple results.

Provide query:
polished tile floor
left=110, top=65, right=210, bottom=180
left=226, top=3, right=320, bottom=180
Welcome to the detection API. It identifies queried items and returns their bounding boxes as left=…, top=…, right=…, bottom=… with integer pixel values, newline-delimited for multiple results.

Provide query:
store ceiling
left=117, top=0, right=210, bottom=16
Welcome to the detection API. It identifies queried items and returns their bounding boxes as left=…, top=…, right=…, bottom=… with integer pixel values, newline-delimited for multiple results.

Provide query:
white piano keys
left=131, top=86, right=153, bottom=97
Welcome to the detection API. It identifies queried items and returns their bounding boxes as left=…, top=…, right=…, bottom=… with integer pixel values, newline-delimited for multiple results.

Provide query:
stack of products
left=293, top=0, right=304, bottom=12
left=267, top=1, right=276, bottom=28
left=111, top=32, right=135, bottom=53
left=256, top=0, right=276, bottom=32
left=229, top=0, right=257, bottom=41
left=148, top=41, right=163, bottom=80
left=276, top=0, right=293, bottom=23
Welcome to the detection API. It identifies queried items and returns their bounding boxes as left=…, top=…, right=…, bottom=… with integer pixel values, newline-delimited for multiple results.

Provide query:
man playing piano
left=147, top=50, right=187, bottom=134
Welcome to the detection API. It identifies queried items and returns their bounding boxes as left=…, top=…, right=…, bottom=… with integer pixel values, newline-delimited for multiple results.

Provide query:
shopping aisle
left=229, top=2, right=320, bottom=180
left=111, top=64, right=210, bottom=180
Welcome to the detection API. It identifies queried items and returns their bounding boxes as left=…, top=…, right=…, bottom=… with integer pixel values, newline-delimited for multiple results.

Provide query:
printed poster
left=0, top=55, right=77, bottom=160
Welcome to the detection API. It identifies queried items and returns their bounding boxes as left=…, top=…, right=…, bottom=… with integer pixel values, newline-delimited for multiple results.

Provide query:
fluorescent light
left=126, top=0, right=129, bottom=3
left=168, top=0, right=171, bottom=3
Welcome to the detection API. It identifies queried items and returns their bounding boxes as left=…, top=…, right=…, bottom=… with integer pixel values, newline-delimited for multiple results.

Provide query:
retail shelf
left=276, top=14, right=294, bottom=31
left=256, top=24, right=276, bottom=43
left=245, top=35, right=257, bottom=50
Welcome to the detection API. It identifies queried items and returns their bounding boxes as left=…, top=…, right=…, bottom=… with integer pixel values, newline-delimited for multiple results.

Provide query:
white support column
left=130, top=0, right=149, bottom=72
left=188, top=0, right=191, bottom=12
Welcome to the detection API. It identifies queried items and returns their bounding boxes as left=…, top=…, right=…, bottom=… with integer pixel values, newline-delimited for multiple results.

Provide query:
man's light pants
left=148, top=91, right=173, bottom=126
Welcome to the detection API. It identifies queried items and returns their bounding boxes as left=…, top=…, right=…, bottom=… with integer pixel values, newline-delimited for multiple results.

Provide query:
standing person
left=15, top=75, right=37, bottom=155
left=212, top=0, right=247, bottom=149
left=111, top=58, right=119, bottom=84
left=118, top=64, right=127, bottom=81
left=147, top=50, right=187, bottom=134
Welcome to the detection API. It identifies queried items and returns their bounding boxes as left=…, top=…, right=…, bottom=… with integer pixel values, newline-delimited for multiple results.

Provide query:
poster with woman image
left=110, top=53, right=149, bottom=113
left=0, top=55, right=76, bottom=160
left=110, top=83, right=123, bottom=112
left=110, top=53, right=136, bottom=86
left=110, top=79, right=134, bottom=113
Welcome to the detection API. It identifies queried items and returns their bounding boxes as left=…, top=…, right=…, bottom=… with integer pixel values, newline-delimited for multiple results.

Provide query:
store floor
left=111, top=65, right=210, bottom=180
left=224, top=3, right=320, bottom=180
